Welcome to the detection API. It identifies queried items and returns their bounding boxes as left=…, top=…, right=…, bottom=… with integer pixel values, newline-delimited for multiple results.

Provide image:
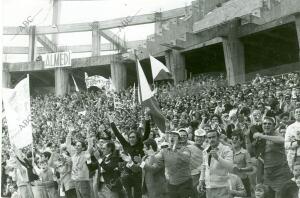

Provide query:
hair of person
left=231, top=129, right=244, bottom=141
left=279, top=112, right=290, bottom=119
left=76, top=140, right=87, bottom=151
left=128, top=130, right=142, bottom=144
left=42, top=151, right=51, bottom=160
left=263, top=116, right=276, bottom=125
left=206, top=129, right=219, bottom=137
left=211, top=114, right=222, bottom=124
left=105, top=141, right=116, bottom=154
left=143, top=138, right=158, bottom=152
left=255, top=184, right=269, bottom=194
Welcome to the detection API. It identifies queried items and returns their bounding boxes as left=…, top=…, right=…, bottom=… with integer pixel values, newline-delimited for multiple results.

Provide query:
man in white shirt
left=198, top=130, right=234, bottom=198
left=285, top=107, right=300, bottom=170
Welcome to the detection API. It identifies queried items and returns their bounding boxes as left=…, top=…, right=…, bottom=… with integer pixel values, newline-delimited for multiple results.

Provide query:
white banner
left=2, top=76, right=33, bottom=149
left=85, top=73, right=114, bottom=90
left=44, top=51, right=72, bottom=68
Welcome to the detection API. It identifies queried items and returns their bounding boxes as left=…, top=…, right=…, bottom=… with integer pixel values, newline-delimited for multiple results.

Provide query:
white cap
left=195, top=128, right=206, bottom=137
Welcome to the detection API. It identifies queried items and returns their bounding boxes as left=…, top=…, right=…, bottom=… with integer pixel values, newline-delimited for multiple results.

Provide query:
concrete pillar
left=2, top=69, right=11, bottom=88
left=52, top=0, right=61, bottom=45
left=295, top=14, right=300, bottom=59
left=55, top=68, right=69, bottom=96
left=154, top=12, right=163, bottom=35
left=110, top=60, right=127, bottom=91
left=222, top=20, right=245, bottom=86
left=92, top=22, right=101, bottom=56
left=165, top=50, right=187, bottom=84
left=28, top=26, right=37, bottom=61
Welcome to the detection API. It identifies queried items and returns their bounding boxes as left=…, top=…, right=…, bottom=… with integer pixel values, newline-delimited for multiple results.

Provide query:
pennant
left=2, top=76, right=33, bottom=148
left=137, top=60, right=166, bottom=132
left=150, top=55, right=172, bottom=81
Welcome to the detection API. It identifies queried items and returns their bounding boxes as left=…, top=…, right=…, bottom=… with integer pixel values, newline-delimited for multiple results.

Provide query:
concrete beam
left=193, top=0, right=262, bottom=33
left=5, top=55, right=114, bottom=72
left=3, top=40, right=146, bottom=54
left=238, top=14, right=296, bottom=37
left=3, top=7, right=187, bottom=35
left=37, top=34, right=58, bottom=52
left=92, top=22, right=101, bottom=56
left=28, top=26, right=37, bottom=61
left=99, top=29, right=126, bottom=52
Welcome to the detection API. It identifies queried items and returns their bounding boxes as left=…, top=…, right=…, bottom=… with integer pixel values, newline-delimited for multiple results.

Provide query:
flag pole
left=27, top=74, right=35, bottom=164
left=133, top=50, right=143, bottom=125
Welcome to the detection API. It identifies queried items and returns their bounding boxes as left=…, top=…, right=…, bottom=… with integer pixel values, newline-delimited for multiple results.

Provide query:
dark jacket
left=87, top=153, right=122, bottom=192
left=110, top=120, right=150, bottom=160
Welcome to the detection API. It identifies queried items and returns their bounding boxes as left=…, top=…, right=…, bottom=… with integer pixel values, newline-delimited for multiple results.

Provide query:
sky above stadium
left=3, top=0, right=193, bottom=62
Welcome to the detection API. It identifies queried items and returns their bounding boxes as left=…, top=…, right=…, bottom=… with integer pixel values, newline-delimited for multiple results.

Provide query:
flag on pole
left=71, top=75, right=79, bottom=92
left=2, top=75, right=33, bottom=149
left=137, top=60, right=166, bottom=132
left=150, top=55, right=172, bottom=81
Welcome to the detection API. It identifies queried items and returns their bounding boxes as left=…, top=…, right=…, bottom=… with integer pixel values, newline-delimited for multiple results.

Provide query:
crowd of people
left=1, top=71, right=300, bottom=198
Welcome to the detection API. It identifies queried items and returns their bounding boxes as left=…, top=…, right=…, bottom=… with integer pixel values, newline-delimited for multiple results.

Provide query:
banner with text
left=44, top=51, right=72, bottom=68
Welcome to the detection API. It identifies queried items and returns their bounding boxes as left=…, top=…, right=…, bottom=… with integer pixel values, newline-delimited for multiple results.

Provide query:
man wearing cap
left=198, top=130, right=233, bottom=198
left=178, top=128, right=194, bottom=146
left=187, top=128, right=206, bottom=197
left=153, top=130, right=194, bottom=198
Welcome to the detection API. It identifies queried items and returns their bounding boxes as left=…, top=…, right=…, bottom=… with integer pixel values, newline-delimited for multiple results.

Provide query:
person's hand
left=68, top=126, right=75, bottom=134
left=243, top=128, right=250, bottom=136
left=144, top=107, right=151, bottom=120
left=106, top=113, right=115, bottom=123
left=291, top=141, right=299, bottom=149
left=197, top=180, right=205, bottom=193
left=133, top=155, right=142, bottom=164
left=229, top=190, right=238, bottom=196
left=253, top=132, right=262, bottom=139
left=210, top=149, right=219, bottom=160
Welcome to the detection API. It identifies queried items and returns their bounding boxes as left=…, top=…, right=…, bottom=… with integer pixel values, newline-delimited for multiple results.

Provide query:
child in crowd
left=254, top=184, right=269, bottom=198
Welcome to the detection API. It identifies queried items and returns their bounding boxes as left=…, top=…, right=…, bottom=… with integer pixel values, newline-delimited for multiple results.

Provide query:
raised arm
left=253, top=132, right=284, bottom=144
left=107, top=113, right=129, bottom=147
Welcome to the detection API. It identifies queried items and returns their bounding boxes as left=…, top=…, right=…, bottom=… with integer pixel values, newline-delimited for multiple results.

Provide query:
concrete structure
left=3, top=0, right=300, bottom=95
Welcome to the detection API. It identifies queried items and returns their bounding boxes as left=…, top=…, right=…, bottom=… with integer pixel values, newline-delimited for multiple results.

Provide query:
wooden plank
left=3, top=7, right=187, bottom=35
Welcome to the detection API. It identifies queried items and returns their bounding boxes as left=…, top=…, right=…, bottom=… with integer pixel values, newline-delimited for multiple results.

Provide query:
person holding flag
left=2, top=76, right=36, bottom=198
left=106, top=108, right=151, bottom=198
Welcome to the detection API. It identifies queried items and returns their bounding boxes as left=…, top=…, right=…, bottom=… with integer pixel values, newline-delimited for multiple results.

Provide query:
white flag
left=150, top=55, right=171, bottom=81
left=2, top=76, right=33, bottom=148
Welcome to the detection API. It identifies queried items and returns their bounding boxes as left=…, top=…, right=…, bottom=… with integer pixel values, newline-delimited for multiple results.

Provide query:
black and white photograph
left=1, top=0, right=300, bottom=197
